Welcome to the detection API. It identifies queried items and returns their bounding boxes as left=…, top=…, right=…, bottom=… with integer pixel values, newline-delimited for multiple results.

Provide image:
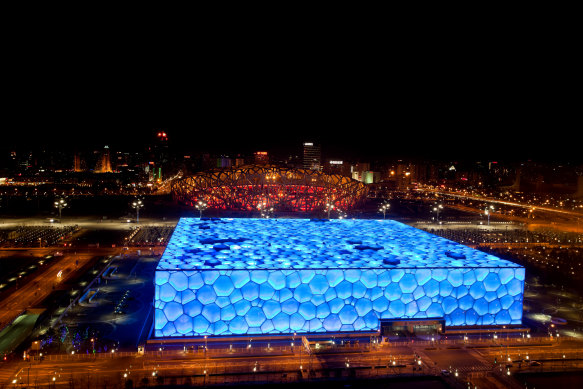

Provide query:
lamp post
left=132, top=198, right=144, bottom=224
left=262, top=206, right=274, bottom=218
left=325, top=201, right=335, bottom=219
left=258, top=202, right=274, bottom=218
left=484, top=205, right=494, bottom=225
left=379, top=202, right=390, bottom=219
left=54, top=198, right=68, bottom=223
left=195, top=200, right=207, bottom=219
left=432, top=203, right=443, bottom=223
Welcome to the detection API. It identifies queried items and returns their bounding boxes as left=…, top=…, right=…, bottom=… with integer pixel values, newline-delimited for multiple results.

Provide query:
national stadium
left=152, top=218, right=525, bottom=338
left=170, top=165, right=368, bottom=212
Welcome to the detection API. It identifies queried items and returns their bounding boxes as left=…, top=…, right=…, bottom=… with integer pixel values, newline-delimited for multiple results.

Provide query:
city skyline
left=3, top=127, right=582, bottom=164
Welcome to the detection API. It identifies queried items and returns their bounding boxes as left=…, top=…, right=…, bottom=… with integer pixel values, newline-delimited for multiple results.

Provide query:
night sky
left=3, top=31, right=580, bottom=164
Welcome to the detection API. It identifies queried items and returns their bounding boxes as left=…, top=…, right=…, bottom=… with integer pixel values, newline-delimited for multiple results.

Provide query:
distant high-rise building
left=152, top=130, right=169, bottom=180
left=217, top=156, right=232, bottom=168
left=144, top=130, right=170, bottom=181
left=95, top=146, right=113, bottom=173
left=254, top=151, right=269, bottom=165
left=351, top=162, right=370, bottom=181
left=19, top=151, right=33, bottom=170
left=303, top=142, right=321, bottom=171
left=73, top=152, right=84, bottom=172
left=575, top=170, right=583, bottom=199
left=324, top=160, right=351, bottom=177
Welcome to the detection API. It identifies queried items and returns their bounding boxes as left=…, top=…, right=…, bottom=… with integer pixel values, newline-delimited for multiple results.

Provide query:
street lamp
left=432, top=203, right=443, bottom=223
left=325, top=201, right=334, bottom=219
left=54, top=197, right=68, bottom=223
left=379, top=202, right=390, bottom=219
left=132, top=198, right=144, bottom=224
left=195, top=200, right=207, bottom=219
left=258, top=203, right=274, bottom=218
left=484, top=205, right=494, bottom=225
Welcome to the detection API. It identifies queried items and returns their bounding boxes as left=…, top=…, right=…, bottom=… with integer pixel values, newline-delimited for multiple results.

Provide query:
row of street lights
left=193, top=199, right=352, bottom=219
left=52, top=196, right=146, bottom=224
left=54, top=197, right=500, bottom=225
left=185, top=197, right=528, bottom=222
left=431, top=202, right=496, bottom=224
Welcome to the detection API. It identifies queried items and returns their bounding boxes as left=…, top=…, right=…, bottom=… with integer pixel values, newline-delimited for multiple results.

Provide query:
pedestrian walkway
left=0, top=365, right=20, bottom=386
left=0, top=310, right=43, bottom=355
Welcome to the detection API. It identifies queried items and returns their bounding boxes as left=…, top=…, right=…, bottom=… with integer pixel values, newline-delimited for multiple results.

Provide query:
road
left=1, top=345, right=420, bottom=388
left=2, top=337, right=583, bottom=388
left=416, top=189, right=583, bottom=218
left=415, top=189, right=583, bottom=233
left=0, top=248, right=118, bottom=331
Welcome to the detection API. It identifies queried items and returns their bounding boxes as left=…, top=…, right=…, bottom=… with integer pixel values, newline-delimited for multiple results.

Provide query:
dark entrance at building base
left=380, top=318, right=445, bottom=336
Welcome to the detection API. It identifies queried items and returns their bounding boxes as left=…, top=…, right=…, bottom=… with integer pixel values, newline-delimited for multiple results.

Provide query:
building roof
left=157, top=218, right=522, bottom=271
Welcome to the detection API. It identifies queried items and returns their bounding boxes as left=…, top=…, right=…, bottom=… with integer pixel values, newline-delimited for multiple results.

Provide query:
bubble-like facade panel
left=154, top=218, right=524, bottom=337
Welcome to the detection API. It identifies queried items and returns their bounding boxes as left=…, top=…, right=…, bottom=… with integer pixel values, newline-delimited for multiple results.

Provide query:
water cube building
left=153, top=218, right=524, bottom=338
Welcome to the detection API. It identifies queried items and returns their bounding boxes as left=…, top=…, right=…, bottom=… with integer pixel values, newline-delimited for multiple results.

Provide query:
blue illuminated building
left=154, top=218, right=524, bottom=337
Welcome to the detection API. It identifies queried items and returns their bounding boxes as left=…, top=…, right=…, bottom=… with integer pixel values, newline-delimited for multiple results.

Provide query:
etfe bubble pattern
left=154, top=218, right=524, bottom=337
left=157, top=218, right=521, bottom=270
left=154, top=267, right=525, bottom=337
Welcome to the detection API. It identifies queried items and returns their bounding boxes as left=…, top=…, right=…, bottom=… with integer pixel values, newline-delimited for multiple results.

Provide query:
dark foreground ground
left=516, top=371, right=583, bottom=388
left=132, top=376, right=450, bottom=389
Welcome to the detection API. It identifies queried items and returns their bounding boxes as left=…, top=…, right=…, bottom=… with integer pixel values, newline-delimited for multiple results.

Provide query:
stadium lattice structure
left=171, top=165, right=368, bottom=212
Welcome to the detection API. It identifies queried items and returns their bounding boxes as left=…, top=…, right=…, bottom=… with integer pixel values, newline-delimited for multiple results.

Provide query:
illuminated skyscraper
left=95, top=146, right=112, bottom=173
left=303, top=142, right=321, bottom=171
left=152, top=130, right=169, bottom=181
left=73, top=152, right=84, bottom=172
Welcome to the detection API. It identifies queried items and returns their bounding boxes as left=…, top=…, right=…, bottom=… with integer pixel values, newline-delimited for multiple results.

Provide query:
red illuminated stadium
left=171, top=165, right=368, bottom=212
